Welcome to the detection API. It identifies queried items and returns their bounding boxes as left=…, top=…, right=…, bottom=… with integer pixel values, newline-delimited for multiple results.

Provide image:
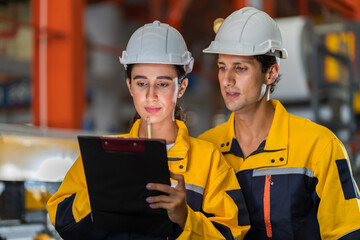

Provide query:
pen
left=147, top=117, right=151, bottom=139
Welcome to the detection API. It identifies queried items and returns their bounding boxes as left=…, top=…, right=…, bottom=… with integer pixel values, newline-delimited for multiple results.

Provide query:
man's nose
left=222, top=70, right=235, bottom=87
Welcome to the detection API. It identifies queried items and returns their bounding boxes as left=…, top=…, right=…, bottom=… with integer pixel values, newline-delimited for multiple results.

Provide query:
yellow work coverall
left=48, top=119, right=250, bottom=239
left=199, top=100, right=360, bottom=240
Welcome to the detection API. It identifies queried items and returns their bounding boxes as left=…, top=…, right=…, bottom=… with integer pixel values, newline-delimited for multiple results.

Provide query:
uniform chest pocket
left=251, top=168, right=317, bottom=215
left=268, top=173, right=318, bottom=219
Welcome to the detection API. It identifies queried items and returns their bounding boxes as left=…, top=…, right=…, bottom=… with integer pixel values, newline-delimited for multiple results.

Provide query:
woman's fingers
left=147, top=194, right=171, bottom=204
left=148, top=202, right=174, bottom=210
left=146, top=173, right=188, bottom=228
left=146, top=172, right=186, bottom=194
left=170, top=171, right=186, bottom=190
left=146, top=183, right=172, bottom=194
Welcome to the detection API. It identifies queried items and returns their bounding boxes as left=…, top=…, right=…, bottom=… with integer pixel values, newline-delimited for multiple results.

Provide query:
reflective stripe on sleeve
left=171, top=182, right=204, bottom=195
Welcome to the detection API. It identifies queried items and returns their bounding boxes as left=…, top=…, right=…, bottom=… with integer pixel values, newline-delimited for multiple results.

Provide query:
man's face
left=217, top=54, right=267, bottom=113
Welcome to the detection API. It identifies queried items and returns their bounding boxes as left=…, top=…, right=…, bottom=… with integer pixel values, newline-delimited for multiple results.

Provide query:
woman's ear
left=126, top=78, right=133, bottom=96
left=265, top=64, right=279, bottom=85
left=178, top=78, right=188, bottom=98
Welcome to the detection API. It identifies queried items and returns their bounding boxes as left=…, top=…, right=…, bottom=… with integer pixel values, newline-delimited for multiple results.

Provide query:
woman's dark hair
left=126, top=64, right=186, bottom=84
left=253, top=55, right=281, bottom=93
left=126, top=64, right=187, bottom=124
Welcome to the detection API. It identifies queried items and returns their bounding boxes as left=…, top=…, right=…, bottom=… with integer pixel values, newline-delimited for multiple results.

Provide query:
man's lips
left=225, top=91, right=240, bottom=99
left=145, top=107, right=161, bottom=113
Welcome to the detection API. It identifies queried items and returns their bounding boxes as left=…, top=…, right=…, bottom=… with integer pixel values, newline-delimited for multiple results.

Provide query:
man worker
left=198, top=7, right=360, bottom=240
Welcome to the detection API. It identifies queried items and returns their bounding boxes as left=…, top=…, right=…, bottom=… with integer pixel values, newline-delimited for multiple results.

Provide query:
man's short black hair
left=254, top=54, right=281, bottom=93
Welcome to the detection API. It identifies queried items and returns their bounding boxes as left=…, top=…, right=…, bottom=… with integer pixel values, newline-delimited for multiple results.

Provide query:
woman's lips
left=145, top=107, right=161, bottom=113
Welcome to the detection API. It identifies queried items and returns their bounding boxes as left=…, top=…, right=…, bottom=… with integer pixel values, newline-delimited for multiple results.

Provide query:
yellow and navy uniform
left=199, top=100, right=360, bottom=240
left=47, top=119, right=250, bottom=240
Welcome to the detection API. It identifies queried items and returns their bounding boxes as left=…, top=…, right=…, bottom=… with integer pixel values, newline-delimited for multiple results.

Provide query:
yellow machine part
left=354, top=90, right=360, bottom=115
left=25, top=188, right=52, bottom=211
left=33, top=233, right=52, bottom=240
left=0, top=134, right=79, bottom=182
left=0, top=133, right=79, bottom=210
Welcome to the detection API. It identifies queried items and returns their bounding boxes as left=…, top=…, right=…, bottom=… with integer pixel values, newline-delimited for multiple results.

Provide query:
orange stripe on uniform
left=264, top=175, right=273, bottom=238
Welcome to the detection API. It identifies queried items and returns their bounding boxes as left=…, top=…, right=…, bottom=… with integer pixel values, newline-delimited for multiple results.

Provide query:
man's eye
left=218, top=66, right=226, bottom=71
left=158, top=82, right=169, bottom=87
left=236, top=66, right=247, bottom=72
left=136, top=82, right=146, bottom=87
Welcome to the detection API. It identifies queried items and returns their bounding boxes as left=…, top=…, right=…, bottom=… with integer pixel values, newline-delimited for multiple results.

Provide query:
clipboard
left=78, top=136, right=174, bottom=237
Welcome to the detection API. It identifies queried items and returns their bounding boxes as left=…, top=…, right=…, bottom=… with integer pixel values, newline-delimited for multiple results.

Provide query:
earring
left=130, top=93, right=133, bottom=96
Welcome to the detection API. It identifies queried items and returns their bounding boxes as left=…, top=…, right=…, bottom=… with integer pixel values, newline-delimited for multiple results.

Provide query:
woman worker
left=47, top=20, right=250, bottom=240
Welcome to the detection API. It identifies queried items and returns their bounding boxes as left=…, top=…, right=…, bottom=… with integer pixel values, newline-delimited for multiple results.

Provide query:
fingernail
left=146, top=184, right=152, bottom=189
left=149, top=204, right=154, bottom=208
left=146, top=197, right=151, bottom=202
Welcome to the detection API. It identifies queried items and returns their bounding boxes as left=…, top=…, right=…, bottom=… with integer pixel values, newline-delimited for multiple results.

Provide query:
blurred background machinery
left=0, top=124, right=85, bottom=239
left=1, top=0, right=360, bottom=239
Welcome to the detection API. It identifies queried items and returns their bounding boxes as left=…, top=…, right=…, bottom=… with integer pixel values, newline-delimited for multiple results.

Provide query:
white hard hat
left=203, top=7, right=288, bottom=60
left=120, top=20, right=194, bottom=73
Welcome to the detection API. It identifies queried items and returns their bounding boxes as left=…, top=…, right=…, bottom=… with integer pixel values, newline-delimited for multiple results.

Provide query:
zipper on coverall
left=264, top=175, right=273, bottom=238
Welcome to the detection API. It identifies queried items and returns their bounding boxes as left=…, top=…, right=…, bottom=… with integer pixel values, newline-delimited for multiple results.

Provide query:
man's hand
left=146, top=172, right=188, bottom=229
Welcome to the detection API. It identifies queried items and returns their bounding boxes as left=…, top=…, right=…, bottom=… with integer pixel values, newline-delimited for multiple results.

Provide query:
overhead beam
left=315, top=0, right=360, bottom=19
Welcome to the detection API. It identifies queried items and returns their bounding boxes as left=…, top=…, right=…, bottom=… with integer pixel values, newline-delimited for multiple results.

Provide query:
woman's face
left=126, top=63, right=187, bottom=125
